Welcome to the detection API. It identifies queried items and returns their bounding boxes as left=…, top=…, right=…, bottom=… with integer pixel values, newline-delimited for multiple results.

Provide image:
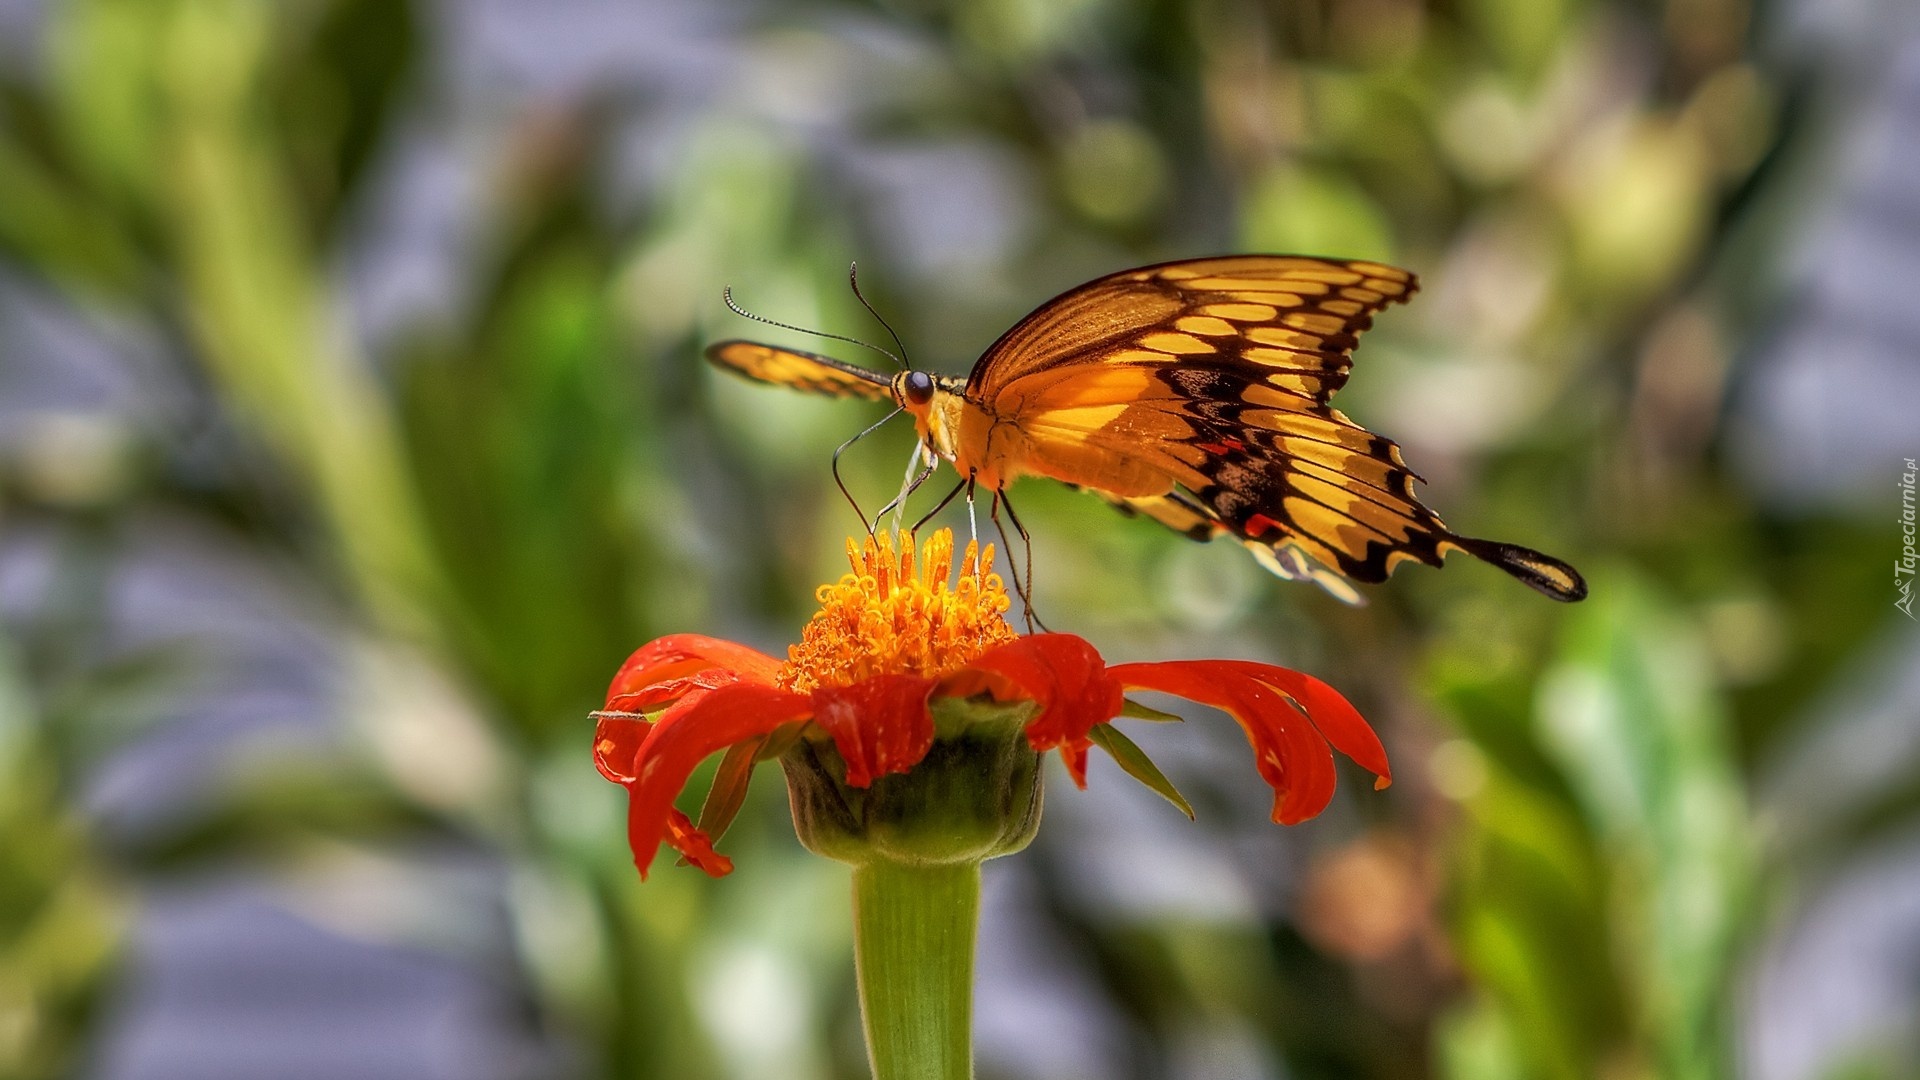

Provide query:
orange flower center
left=777, top=529, right=1018, bottom=694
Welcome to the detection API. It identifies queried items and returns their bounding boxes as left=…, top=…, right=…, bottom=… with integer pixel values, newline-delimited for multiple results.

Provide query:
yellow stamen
left=778, top=529, right=1018, bottom=694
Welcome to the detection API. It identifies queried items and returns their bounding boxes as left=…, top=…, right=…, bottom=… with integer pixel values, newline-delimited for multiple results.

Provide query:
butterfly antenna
left=722, top=287, right=906, bottom=369
left=848, top=262, right=910, bottom=371
left=832, top=407, right=905, bottom=534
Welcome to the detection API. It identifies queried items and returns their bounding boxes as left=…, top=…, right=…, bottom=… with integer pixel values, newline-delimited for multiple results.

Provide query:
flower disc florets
left=778, top=530, right=1018, bottom=694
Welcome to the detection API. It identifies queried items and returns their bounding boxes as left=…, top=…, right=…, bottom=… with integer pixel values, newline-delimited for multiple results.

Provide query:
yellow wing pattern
left=968, top=255, right=1417, bottom=405
left=706, top=341, right=893, bottom=401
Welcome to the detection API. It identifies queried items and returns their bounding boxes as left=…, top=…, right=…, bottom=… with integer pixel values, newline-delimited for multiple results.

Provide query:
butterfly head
left=889, top=369, right=965, bottom=463
left=890, top=369, right=938, bottom=409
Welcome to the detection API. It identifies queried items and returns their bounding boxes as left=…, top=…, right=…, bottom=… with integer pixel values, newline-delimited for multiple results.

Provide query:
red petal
left=960, top=634, right=1123, bottom=787
left=663, top=808, right=733, bottom=877
left=1203, top=661, right=1391, bottom=788
left=605, top=634, right=783, bottom=705
left=1060, top=742, right=1091, bottom=786
left=1111, top=661, right=1374, bottom=824
left=936, top=666, right=1010, bottom=701
left=810, top=675, right=938, bottom=788
left=623, top=682, right=813, bottom=878
left=605, top=667, right=743, bottom=714
left=594, top=713, right=652, bottom=784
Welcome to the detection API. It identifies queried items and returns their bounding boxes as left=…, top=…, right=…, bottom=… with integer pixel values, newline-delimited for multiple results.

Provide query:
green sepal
left=1089, top=722, right=1195, bottom=819
left=783, top=696, right=1043, bottom=867
left=681, top=722, right=812, bottom=865
left=932, top=695, right=1038, bottom=737
left=755, top=720, right=809, bottom=762
left=694, top=735, right=764, bottom=843
left=1119, top=696, right=1183, bottom=723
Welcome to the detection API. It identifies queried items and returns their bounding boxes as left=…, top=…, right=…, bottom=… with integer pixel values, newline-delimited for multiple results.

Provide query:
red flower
left=593, top=531, right=1391, bottom=878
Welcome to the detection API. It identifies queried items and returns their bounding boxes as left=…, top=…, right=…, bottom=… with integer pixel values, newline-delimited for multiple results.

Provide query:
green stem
left=852, top=859, right=980, bottom=1080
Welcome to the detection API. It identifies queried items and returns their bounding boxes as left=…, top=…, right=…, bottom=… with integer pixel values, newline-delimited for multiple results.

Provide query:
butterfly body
left=707, top=255, right=1587, bottom=603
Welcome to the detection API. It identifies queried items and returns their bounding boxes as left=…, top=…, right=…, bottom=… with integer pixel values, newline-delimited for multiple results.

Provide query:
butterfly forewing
left=967, top=255, right=1417, bottom=405
left=705, top=340, right=894, bottom=401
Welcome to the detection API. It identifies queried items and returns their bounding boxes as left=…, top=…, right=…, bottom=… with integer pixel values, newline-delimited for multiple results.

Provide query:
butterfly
left=706, top=255, right=1586, bottom=604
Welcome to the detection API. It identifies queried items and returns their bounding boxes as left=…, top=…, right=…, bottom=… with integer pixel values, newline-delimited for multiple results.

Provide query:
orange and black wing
left=968, top=255, right=1585, bottom=602
left=705, top=340, right=893, bottom=401
left=1133, top=386, right=1583, bottom=601
left=968, top=255, right=1418, bottom=405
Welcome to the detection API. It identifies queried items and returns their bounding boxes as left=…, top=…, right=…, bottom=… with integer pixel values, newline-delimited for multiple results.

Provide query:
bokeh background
left=2, top=0, right=1917, bottom=1077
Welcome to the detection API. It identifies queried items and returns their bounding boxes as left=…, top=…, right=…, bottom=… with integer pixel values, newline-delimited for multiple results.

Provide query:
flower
left=593, top=529, right=1391, bottom=878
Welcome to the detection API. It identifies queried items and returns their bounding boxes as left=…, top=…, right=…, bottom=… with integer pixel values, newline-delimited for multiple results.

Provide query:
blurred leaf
left=113, top=761, right=463, bottom=874
left=1436, top=996, right=1528, bottom=1080
left=0, top=635, right=127, bottom=1080
left=1240, top=164, right=1395, bottom=261
left=1453, top=769, right=1625, bottom=1080
left=1561, top=118, right=1711, bottom=298
left=1057, top=119, right=1168, bottom=226
left=47, top=0, right=172, bottom=209
left=399, top=191, right=656, bottom=735
left=1536, top=571, right=1754, bottom=1080
left=0, top=131, right=146, bottom=291
left=145, top=0, right=446, bottom=636
left=1459, top=0, right=1574, bottom=82
left=271, top=0, right=419, bottom=233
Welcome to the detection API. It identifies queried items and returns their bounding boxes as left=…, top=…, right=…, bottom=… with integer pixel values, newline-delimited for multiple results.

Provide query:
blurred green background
left=1, top=0, right=1916, bottom=1078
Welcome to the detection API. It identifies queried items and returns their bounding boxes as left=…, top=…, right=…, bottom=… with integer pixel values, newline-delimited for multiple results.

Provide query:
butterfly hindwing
left=1184, top=412, right=1447, bottom=583
left=1078, top=486, right=1225, bottom=542
left=705, top=340, right=893, bottom=401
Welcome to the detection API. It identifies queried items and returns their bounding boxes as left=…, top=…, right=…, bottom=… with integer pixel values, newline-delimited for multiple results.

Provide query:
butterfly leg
left=986, top=490, right=1024, bottom=629
left=965, top=472, right=978, bottom=548
left=831, top=406, right=904, bottom=534
left=910, top=476, right=969, bottom=536
left=991, top=486, right=1050, bottom=633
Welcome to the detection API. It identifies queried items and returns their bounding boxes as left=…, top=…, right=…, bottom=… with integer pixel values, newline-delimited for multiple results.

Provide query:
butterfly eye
left=903, top=370, right=936, bottom=406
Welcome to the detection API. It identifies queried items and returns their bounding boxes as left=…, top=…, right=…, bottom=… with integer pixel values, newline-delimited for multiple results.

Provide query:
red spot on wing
left=1245, top=513, right=1282, bottom=537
